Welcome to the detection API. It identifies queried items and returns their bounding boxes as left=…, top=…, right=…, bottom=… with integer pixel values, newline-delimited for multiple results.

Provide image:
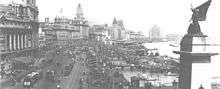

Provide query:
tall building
left=110, top=18, right=126, bottom=41
left=39, top=18, right=56, bottom=48
left=73, top=4, right=89, bottom=38
left=39, top=16, right=81, bottom=47
left=149, top=25, right=161, bottom=41
left=53, top=16, right=78, bottom=46
left=38, top=4, right=89, bottom=47
left=0, top=0, right=39, bottom=61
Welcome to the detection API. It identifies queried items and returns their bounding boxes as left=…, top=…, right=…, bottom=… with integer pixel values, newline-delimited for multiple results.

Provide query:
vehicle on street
left=63, top=64, right=73, bottom=77
left=23, top=71, right=42, bottom=88
left=46, top=70, right=55, bottom=81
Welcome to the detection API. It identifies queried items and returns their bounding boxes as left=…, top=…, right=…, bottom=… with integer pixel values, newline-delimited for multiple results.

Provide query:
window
left=0, top=39, right=5, bottom=43
left=1, top=50, right=6, bottom=52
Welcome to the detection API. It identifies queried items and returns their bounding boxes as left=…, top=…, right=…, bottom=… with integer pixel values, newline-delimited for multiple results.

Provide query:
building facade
left=129, top=31, right=145, bottom=41
left=89, top=24, right=112, bottom=44
left=38, top=4, right=89, bottom=47
left=39, top=16, right=82, bottom=47
left=0, top=0, right=39, bottom=60
left=73, top=4, right=89, bottom=38
left=109, top=18, right=126, bottom=41
left=165, top=34, right=181, bottom=42
left=39, top=19, right=56, bottom=48
left=38, top=30, right=45, bottom=47
left=53, top=16, right=78, bottom=46
left=149, top=25, right=161, bottom=41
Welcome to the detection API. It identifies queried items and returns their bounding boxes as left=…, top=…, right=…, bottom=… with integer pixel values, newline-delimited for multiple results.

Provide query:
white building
left=73, top=4, right=89, bottom=38
left=149, top=25, right=161, bottom=41
left=109, top=18, right=126, bottom=41
left=90, top=24, right=112, bottom=44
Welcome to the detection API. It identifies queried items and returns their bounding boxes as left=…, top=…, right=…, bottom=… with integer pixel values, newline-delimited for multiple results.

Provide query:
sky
left=37, top=0, right=220, bottom=39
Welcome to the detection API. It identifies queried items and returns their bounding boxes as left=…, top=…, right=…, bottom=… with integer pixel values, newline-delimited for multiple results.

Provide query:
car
left=46, top=70, right=55, bottom=81
left=63, top=65, right=73, bottom=77
left=23, top=71, right=42, bottom=87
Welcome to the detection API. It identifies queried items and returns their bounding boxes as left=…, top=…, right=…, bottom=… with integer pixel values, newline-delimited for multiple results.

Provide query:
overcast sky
left=37, top=0, right=220, bottom=38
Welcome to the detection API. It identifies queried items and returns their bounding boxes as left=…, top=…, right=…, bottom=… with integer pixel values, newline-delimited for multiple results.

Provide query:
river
left=144, top=41, right=220, bottom=89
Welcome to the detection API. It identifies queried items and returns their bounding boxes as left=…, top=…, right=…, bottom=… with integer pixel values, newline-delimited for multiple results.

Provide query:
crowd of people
left=1, top=38, right=180, bottom=89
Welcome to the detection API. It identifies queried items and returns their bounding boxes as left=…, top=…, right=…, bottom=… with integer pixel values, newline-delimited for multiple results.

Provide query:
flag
left=192, top=0, right=211, bottom=21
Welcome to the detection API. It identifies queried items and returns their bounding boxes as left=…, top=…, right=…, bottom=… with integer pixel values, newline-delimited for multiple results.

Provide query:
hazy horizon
left=36, top=0, right=220, bottom=38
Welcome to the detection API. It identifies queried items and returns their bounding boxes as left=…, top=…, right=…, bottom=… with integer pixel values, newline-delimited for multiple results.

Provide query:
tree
left=155, top=52, right=160, bottom=56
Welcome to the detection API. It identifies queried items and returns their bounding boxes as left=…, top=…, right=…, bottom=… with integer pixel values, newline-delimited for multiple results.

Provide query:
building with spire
left=40, top=8, right=81, bottom=47
left=109, top=17, right=126, bottom=41
left=39, top=4, right=89, bottom=47
left=73, top=4, right=89, bottom=38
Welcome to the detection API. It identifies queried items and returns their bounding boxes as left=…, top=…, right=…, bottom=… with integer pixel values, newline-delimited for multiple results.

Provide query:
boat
left=165, top=72, right=179, bottom=76
left=169, top=43, right=179, bottom=47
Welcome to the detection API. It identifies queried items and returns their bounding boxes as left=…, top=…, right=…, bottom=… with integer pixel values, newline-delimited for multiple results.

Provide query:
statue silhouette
left=187, top=0, right=211, bottom=35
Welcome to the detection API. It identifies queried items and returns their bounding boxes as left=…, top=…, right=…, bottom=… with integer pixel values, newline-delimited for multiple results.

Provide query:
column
left=7, top=34, right=10, bottom=51
left=24, top=34, right=26, bottom=49
left=13, top=34, right=16, bottom=51
left=23, top=34, right=25, bottom=49
left=19, top=34, right=22, bottom=50
left=17, top=34, right=20, bottom=50
left=14, top=34, right=18, bottom=50
left=179, top=55, right=192, bottom=89
left=27, top=34, right=30, bottom=48
left=11, top=34, right=13, bottom=51
left=21, top=34, right=23, bottom=49
left=9, top=34, right=12, bottom=51
left=24, top=34, right=27, bottom=48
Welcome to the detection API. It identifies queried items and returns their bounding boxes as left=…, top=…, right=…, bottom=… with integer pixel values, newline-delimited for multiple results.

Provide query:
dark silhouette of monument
left=174, top=0, right=218, bottom=89
left=187, top=0, right=211, bottom=35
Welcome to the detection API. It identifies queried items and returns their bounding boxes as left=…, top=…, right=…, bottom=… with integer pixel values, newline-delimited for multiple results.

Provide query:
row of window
left=0, top=20, right=31, bottom=29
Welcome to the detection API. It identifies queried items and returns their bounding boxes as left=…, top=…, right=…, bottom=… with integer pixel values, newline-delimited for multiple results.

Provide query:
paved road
left=37, top=50, right=73, bottom=89
left=61, top=62, right=84, bottom=89
left=0, top=49, right=72, bottom=89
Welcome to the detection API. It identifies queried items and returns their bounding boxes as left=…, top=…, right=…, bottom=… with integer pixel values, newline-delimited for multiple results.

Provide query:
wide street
left=1, top=48, right=78, bottom=89
left=61, top=61, right=87, bottom=89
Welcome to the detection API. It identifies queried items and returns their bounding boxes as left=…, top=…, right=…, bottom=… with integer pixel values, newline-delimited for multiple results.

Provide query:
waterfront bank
left=144, top=41, right=220, bottom=89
